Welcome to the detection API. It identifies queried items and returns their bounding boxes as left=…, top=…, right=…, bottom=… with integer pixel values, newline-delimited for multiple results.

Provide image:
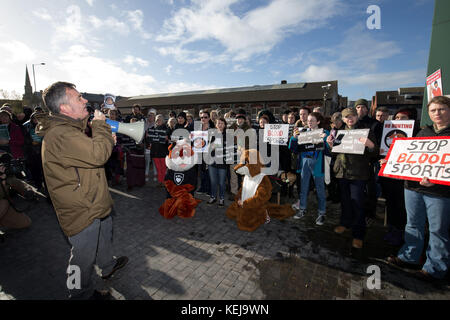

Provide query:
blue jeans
left=338, top=179, right=367, bottom=240
left=299, top=157, right=326, bottom=215
left=198, top=164, right=210, bottom=195
left=398, top=189, right=450, bottom=279
left=209, top=166, right=227, bottom=200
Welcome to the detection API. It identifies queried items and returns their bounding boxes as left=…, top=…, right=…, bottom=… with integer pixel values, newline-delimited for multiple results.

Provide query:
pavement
left=1, top=176, right=449, bottom=301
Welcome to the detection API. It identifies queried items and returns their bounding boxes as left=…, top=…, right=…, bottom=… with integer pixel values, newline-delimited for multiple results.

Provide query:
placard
left=331, top=129, right=370, bottom=155
left=379, top=136, right=450, bottom=186
left=264, top=124, right=289, bottom=145
left=147, top=128, right=167, bottom=143
left=426, top=69, right=443, bottom=103
left=297, top=129, right=324, bottom=152
left=191, top=131, right=209, bottom=153
left=380, top=120, right=415, bottom=156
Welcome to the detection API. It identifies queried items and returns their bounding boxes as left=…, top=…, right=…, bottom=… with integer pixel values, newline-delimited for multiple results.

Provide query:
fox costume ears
left=234, top=149, right=264, bottom=177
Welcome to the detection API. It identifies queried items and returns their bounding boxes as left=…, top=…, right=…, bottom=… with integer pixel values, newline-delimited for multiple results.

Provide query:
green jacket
left=36, top=113, right=114, bottom=237
left=332, top=122, right=379, bottom=181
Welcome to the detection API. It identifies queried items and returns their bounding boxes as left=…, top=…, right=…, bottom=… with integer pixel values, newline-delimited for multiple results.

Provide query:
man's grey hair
left=42, top=81, right=76, bottom=114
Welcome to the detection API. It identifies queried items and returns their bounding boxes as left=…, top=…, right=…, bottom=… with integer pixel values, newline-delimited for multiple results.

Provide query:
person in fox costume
left=159, top=139, right=201, bottom=219
left=226, top=149, right=295, bottom=232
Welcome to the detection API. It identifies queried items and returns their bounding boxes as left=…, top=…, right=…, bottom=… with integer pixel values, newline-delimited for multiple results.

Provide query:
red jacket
left=9, top=122, right=25, bottom=159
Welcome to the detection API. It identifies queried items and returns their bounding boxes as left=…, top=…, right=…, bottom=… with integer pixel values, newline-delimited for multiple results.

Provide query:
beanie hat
left=178, top=111, right=187, bottom=121
left=341, top=107, right=357, bottom=117
left=354, top=99, right=368, bottom=108
left=0, top=109, right=12, bottom=120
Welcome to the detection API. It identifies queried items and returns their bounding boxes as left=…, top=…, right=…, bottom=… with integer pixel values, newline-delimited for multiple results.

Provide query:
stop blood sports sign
left=379, top=136, right=450, bottom=186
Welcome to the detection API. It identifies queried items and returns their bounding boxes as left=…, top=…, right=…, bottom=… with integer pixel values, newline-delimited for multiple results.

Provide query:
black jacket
left=404, top=125, right=450, bottom=198
left=150, top=124, right=169, bottom=158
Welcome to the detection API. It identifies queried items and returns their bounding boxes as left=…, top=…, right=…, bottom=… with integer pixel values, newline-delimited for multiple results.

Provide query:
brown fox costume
left=226, top=149, right=295, bottom=232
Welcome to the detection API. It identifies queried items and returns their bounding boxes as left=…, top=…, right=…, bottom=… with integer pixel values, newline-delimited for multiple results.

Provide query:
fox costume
left=226, top=149, right=295, bottom=232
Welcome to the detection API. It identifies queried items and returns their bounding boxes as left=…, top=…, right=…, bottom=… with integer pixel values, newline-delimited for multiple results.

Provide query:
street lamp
left=32, top=63, right=45, bottom=93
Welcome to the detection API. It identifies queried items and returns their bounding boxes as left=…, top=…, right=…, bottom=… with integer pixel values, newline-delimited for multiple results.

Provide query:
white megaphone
left=106, top=119, right=145, bottom=143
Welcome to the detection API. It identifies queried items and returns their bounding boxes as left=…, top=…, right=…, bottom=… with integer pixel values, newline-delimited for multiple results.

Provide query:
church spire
left=25, top=65, right=32, bottom=95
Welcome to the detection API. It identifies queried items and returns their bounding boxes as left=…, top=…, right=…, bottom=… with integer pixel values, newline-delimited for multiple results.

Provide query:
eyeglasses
left=201, top=116, right=209, bottom=119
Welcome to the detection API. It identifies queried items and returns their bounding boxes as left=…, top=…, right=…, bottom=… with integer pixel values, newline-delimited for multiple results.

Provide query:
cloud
left=89, top=15, right=130, bottom=35
left=165, top=65, right=173, bottom=75
left=123, top=55, right=149, bottom=67
left=0, top=40, right=36, bottom=63
left=86, top=0, right=94, bottom=7
left=53, top=45, right=156, bottom=96
left=52, top=5, right=88, bottom=48
left=126, top=10, right=151, bottom=39
left=297, top=64, right=425, bottom=98
left=33, top=8, right=52, bottom=21
left=156, top=0, right=343, bottom=63
left=232, top=64, right=252, bottom=73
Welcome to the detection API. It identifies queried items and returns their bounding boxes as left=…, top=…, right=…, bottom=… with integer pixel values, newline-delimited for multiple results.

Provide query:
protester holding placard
left=387, top=96, right=450, bottom=282
left=151, top=115, right=169, bottom=186
left=326, top=107, right=378, bottom=252
left=327, top=112, right=345, bottom=203
left=289, top=112, right=330, bottom=226
left=207, top=118, right=228, bottom=206
left=378, top=108, right=418, bottom=246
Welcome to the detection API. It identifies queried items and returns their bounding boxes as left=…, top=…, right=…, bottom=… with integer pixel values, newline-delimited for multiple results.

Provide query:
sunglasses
left=201, top=116, right=209, bottom=119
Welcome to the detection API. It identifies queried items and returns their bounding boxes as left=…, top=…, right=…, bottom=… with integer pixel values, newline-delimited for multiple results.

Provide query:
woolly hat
left=354, top=99, right=368, bottom=108
left=341, top=107, right=357, bottom=117
left=177, top=111, right=187, bottom=121
left=0, top=109, right=12, bottom=120
left=236, top=108, right=247, bottom=119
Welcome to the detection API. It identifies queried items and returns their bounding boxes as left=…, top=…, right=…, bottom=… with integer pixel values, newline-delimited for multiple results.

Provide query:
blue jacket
left=288, top=129, right=330, bottom=177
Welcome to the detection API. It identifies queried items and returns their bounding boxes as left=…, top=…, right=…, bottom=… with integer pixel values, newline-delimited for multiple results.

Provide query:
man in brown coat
left=37, top=82, right=128, bottom=300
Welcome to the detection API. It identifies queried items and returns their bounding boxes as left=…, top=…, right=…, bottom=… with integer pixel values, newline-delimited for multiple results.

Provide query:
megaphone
left=106, top=119, right=145, bottom=143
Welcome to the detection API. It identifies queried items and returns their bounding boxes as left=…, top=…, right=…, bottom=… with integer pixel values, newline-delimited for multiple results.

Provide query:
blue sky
left=0, top=0, right=435, bottom=101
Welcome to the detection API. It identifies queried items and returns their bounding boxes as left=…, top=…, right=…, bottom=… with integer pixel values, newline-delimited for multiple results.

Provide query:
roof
left=116, top=81, right=339, bottom=108
left=375, top=88, right=424, bottom=106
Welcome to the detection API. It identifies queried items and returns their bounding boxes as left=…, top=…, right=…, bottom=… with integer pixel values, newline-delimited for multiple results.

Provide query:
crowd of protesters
left=1, top=94, right=449, bottom=285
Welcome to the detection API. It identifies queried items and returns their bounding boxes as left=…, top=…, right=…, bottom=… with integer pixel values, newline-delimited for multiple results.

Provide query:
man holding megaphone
left=36, top=81, right=128, bottom=300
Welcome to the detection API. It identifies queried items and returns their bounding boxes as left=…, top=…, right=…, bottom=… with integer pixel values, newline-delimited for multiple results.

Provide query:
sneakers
left=352, top=239, right=363, bottom=249
left=315, top=215, right=325, bottom=226
left=334, top=226, right=350, bottom=234
left=293, top=209, right=306, bottom=219
left=207, top=197, right=217, bottom=204
left=218, top=199, right=225, bottom=207
left=102, top=256, right=129, bottom=279
left=291, top=201, right=300, bottom=210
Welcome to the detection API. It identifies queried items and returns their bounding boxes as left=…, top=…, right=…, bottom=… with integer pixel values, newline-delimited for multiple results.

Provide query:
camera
left=0, top=152, right=26, bottom=179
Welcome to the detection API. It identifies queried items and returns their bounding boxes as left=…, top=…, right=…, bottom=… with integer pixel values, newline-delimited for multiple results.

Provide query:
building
left=116, top=80, right=345, bottom=118
left=370, top=87, right=424, bottom=121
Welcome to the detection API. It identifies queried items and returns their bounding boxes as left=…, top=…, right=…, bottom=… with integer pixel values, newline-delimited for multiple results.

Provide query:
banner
left=379, top=136, right=450, bottom=186
left=147, top=128, right=167, bottom=143
left=331, top=129, right=370, bottom=155
left=380, top=120, right=415, bottom=156
left=297, top=129, right=324, bottom=152
left=191, top=131, right=209, bottom=153
left=264, top=124, right=289, bottom=145
left=426, top=69, right=443, bottom=103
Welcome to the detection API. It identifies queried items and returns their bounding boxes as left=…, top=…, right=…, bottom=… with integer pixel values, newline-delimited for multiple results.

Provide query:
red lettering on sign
left=418, top=153, right=428, bottom=164
left=441, top=154, right=450, bottom=165
left=429, top=154, right=439, bottom=164
left=397, top=153, right=407, bottom=163
left=406, top=154, right=416, bottom=164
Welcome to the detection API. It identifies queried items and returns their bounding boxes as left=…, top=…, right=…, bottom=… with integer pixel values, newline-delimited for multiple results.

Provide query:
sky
left=0, top=0, right=435, bottom=101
